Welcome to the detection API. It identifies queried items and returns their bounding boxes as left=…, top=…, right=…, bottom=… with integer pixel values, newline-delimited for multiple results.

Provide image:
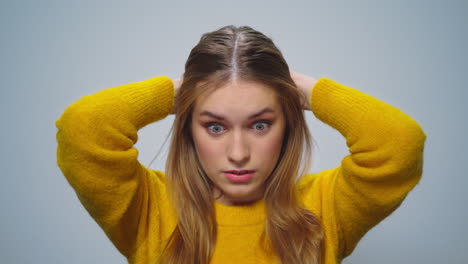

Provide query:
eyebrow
left=199, top=107, right=275, bottom=120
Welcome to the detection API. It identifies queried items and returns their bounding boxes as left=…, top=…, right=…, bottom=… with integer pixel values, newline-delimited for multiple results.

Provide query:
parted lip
left=223, top=170, right=256, bottom=174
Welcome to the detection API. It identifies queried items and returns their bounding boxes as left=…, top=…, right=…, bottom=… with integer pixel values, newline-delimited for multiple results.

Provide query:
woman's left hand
left=290, top=70, right=318, bottom=111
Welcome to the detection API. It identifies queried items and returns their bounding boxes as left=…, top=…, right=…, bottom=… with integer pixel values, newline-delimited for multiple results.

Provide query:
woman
left=56, top=25, right=426, bottom=264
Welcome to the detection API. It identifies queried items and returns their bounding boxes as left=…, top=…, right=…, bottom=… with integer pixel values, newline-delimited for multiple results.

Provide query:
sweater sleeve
left=304, top=78, right=426, bottom=258
left=55, top=76, right=174, bottom=257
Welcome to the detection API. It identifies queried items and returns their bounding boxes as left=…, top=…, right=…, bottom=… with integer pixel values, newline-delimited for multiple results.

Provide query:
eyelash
left=205, top=120, right=271, bottom=135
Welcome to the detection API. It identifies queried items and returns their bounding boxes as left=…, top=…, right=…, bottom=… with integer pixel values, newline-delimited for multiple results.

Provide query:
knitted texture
left=56, top=76, right=426, bottom=264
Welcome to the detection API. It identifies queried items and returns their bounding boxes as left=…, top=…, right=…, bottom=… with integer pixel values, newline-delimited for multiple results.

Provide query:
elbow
left=350, top=118, right=427, bottom=183
left=398, top=118, right=427, bottom=168
left=55, top=95, right=108, bottom=141
left=56, top=95, right=93, bottom=130
left=386, top=119, right=426, bottom=184
left=55, top=97, right=104, bottom=167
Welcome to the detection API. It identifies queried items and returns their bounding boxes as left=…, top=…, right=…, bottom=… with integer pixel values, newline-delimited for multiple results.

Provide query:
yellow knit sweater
left=55, top=76, right=426, bottom=263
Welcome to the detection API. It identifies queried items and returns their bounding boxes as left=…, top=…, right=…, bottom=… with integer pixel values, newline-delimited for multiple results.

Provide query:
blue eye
left=207, top=123, right=225, bottom=134
left=205, top=121, right=270, bottom=135
left=253, top=121, right=270, bottom=131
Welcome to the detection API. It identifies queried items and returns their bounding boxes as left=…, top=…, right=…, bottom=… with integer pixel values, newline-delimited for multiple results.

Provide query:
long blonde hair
left=158, top=25, right=323, bottom=264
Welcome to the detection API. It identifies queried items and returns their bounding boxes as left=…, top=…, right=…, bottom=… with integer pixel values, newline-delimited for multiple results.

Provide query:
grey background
left=1, top=0, right=466, bottom=263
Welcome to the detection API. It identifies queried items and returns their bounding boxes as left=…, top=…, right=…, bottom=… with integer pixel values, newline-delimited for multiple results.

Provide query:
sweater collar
left=214, top=199, right=266, bottom=226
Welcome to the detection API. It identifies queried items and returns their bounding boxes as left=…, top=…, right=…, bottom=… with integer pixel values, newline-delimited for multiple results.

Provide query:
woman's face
left=191, top=80, right=286, bottom=206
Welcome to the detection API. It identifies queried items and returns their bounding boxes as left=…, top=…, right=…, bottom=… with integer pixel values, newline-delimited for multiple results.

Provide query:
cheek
left=256, top=129, right=285, bottom=162
left=265, top=134, right=284, bottom=156
left=271, top=122, right=286, bottom=151
left=192, top=130, right=222, bottom=166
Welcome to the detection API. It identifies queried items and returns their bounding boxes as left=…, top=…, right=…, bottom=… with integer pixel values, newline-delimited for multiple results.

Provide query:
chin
left=220, top=187, right=261, bottom=203
left=223, top=185, right=254, bottom=195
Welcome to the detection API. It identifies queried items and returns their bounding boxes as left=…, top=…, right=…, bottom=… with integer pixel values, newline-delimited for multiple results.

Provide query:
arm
left=293, top=73, right=427, bottom=257
left=55, top=76, right=174, bottom=256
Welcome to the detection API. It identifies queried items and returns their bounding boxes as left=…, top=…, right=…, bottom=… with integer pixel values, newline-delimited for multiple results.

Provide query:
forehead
left=193, top=80, right=281, bottom=117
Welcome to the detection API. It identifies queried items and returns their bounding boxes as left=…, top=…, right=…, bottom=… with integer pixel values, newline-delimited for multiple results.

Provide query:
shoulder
left=144, top=167, right=168, bottom=185
left=295, top=168, right=340, bottom=216
left=296, top=168, right=338, bottom=192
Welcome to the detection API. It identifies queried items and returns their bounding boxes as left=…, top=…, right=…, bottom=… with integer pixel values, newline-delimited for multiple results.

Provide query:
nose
left=227, top=131, right=250, bottom=166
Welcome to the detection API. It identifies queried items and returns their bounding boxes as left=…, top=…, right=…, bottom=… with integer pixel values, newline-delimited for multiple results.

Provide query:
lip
left=224, top=169, right=255, bottom=174
left=223, top=170, right=256, bottom=183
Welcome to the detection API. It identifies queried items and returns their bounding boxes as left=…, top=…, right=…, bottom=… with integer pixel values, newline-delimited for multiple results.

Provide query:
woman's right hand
left=290, top=70, right=317, bottom=111
left=171, top=78, right=182, bottom=114
left=173, top=78, right=182, bottom=94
